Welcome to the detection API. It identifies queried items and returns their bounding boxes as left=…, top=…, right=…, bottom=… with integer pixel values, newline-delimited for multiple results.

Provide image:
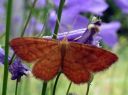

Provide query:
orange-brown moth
left=10, top=37, right=118, bottom=84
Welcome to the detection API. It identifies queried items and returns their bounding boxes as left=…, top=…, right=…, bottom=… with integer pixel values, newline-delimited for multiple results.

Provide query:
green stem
left=66, top=82, right=72, bottom=95
left=85, top=74, right=94, bottom=95
left=18, top=81, right=23, bottom=95
left=15, top=80, right=19, bottom=95
left=41, top=82, right=48, bottom=95
left=9, top=53, right=15, bottom=65
left=52, top=72, right=61, bottom=95
left=85, top=82, right=91, bottom=95
left=2, top=0, right=13, bottom=95
left=52, top=0, right=65, bottom=94
left=52, top=0, right=65, bottom=39
left=21, top=0, right=37, bottom=37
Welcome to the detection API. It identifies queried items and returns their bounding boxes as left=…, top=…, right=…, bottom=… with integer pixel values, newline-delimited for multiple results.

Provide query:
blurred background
left=0, top=0, right=128, bottom=95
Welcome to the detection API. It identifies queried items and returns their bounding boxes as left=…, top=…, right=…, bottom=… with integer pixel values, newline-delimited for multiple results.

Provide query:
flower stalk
left=66, top=82, right=72, bottom=95
left=15, top=80, right=19, bottom=95
left=2, top=0, right=13, bottom=95
left=52, top=72, right=61, bottom=95
left=41, top=82, right=48, bottom=95
left=51, top=0, right=65, bottom=95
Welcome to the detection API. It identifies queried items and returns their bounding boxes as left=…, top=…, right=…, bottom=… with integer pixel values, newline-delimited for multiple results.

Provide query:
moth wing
left=63, top=42, right=118, bottom=84
left=32, top=46, right=61, bottom=81
left=63, top=61, right=91, bottom=84
left=10, top=37, right=59, bottom=62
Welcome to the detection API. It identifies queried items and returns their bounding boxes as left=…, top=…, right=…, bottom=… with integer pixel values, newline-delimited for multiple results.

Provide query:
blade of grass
left=2, top=0, right=13, bottom=95
left=85, top=74, right=94, bottom=95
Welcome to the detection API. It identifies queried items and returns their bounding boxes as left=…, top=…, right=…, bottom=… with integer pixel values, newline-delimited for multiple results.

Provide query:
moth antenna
left=52, top=13, right=63, bottom=39
left=63, top=15, right=79, bottom=40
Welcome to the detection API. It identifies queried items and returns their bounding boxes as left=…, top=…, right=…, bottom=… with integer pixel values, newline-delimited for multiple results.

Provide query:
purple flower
left=55, top=20, right=120, bottom=48
left=45, top=17, right=102, bottom=47
left=48, top=10, right=88, bottom=32
left=53, top=0, right=108, bottom=15
left=99, top=21, right=121, bottom=47
left=34, top=0, right=108, bottom=33
left=76, top=19, right=101, bottom=46
left=9, top=58, right=31, bottom=80
left=115, top=0, right=128, bottom=13
left=60, top=17, right=102, bottom=47
left=48, top=0, right=108, bottom=31
left=0, top=47, right=31, bottom=80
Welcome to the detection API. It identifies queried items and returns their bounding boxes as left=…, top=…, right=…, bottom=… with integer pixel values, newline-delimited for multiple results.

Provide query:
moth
left=10, top=37, right=118, bottom=84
